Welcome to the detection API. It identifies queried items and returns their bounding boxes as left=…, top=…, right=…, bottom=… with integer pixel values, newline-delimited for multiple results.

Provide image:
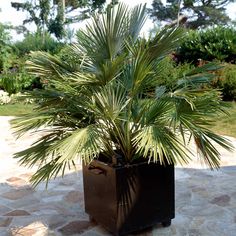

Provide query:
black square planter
left=83, top=160, right=175, bottom=236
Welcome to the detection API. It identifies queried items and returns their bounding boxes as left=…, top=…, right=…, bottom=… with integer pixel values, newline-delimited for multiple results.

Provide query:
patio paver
left=0, top=116, right=236, bottom=236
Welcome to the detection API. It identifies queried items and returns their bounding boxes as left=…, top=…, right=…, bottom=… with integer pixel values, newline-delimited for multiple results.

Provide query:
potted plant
left=13, top=3, right=233, bottom=236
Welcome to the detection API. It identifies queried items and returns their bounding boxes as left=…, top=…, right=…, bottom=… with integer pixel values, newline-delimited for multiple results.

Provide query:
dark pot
left=83, top=159, right=175, bottom=236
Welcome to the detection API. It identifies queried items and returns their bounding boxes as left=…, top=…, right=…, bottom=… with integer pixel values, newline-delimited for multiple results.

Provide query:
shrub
left=0, top=58, right=38, bottom=95
left=213, top=64, right=236, bottom=101
left=176, top=27, right=236, bottom=64
left=155, top=56, right=193, bottom=89
left=57, top=45, right=81, bottom=70
left=13, top=32, right=64, bottom=56
left=0, top=28, right=54, bottom=95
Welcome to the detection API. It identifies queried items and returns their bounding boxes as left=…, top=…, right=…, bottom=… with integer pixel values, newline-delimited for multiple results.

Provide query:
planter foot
left=162, top=220, right=171, bottom=227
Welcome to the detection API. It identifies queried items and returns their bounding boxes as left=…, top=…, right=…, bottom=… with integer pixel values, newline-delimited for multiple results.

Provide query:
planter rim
left=87, top=158, right=174, bottom=169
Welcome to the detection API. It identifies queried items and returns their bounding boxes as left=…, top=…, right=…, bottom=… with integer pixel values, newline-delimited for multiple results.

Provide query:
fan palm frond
left=132, top=125, right=190, bottom=165
left=48, top=125, right=102, bottom=163
left=92, top=81, right=129, bottom=121
left=77, top=3, right=146, bottom=64
left=149, top=27, right=185, bottom=60
left=27, top=51, right=77, bottom=77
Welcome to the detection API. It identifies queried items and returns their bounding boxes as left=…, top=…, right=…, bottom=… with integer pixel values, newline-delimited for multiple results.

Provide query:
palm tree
left=13, top=3, right=233, bottom=186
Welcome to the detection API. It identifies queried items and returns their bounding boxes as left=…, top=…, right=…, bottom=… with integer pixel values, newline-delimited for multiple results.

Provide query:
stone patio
left=0, top=116, right=236, bottom=236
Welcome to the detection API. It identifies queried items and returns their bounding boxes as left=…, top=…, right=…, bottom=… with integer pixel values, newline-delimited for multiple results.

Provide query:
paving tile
left=10, top=221, right=48, bottom=236
left=41, top=194, right=65, bottom=203
left=46, top=215, right=69, bottom=230
left=0, top=217, right=12, bottom=227
left=12, top=228, right=37, bottom=236
left=10, top=216, right=47, bottom=229
left=81, top=229, right=105, bottom=236
left=4, top=210, right=30, bottom=216
left=6, top=177, right=22, bottom=182
left=18, top=173, right=33, bottom=180
left=210, top=194, right=231, bottom=207
left=1, top=189, right=34, bottom=201
left=58, top=220, right=94, bottom=235
left=3, top=195, right=40, bottom=209
left=7, top=180, right=29, bottom=188
left=64, top=191, right=81, bottom=204
left=0, top=205, right=12, bottom=215
left=0, top=229, right=10, bottom=236
left=0, top=183, right=12, bottom=192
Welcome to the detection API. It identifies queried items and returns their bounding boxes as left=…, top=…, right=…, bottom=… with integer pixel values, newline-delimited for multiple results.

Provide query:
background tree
left=11, top=0, right=112, bottom=39
left=11, top=0, right=50, bottom=33
left=148, top=0, right=234, bottom=29
left=0, top=23, right=14, bottom=72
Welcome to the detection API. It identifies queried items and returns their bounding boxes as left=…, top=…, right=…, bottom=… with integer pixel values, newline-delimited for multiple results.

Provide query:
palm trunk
left=177, top=0, right=182, bottom=27
left=61, top=0, right=65, bottom=23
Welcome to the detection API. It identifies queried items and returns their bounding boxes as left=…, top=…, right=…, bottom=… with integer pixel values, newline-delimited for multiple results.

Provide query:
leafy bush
left=213, top=64, right=236, bottom=101
left=176, top=27, right=236, bottom=64
left=57, top=45, right=81, bottom=70
left=0, top=71, right=36, bottom=95
left=13, top=32, right=64, bottom=56
left=0, top=57, right=39, bottom=95
left=155, top=56, right=193, bottom=89
left=0, top=28, right=60, bottom=95
left=155, top=58, right=236, bottom=101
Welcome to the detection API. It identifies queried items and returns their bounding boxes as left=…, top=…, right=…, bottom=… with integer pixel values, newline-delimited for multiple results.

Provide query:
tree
left=149, top=0, right=234, bottom=29
left=11, top=0, right=111, bottom=39
left=12, top=4, right=233, bottom=186
left=0, top=23, right=13, bottom=72
left=11, top=0, right=50, bottom=33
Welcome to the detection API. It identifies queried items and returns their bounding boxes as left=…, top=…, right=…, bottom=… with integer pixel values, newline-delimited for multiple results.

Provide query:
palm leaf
left=48, top=125, right=102, bottom=164
left=132, top=125, right=190, bottom=165
left=27, top=51, right=77, bottom=77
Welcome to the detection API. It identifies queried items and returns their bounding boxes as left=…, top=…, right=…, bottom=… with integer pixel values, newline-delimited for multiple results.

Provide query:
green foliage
left=0, top=23, right=14, bottom=72
left=154, top=56, right=193, bottom=89
left=176, top=27, right=236, bottom=64
left=0, top=23, right=11, bottom=43
left=12, top=0, right=59, bottom=37
left=149, top=0, right=233, bottom=29
left=0, top=23, right=35, bottom=95
left=0, top=58, right=36, bottom=95
left=11, top=0, right=108, bottom=39
left=12, top=3, right=233, bottom=186
left=0, top=27, right=50, bottom=95
left=57, top=45, right=81, bottom=70
left=13, top=32, right=64, bottom=56
left=213, top=64, right=236, bottom=101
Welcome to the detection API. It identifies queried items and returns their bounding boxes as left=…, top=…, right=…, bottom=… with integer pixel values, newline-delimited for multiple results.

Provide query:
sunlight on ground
left=11, top=221, right=49, bottom=236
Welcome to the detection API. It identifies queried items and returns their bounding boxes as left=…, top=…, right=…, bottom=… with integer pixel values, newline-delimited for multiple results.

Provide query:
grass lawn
left=210, top=102, right=236, bottom=138
left=0, top=101, right=235, bottom=138
left=0, top=102, right=35, bottom=116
